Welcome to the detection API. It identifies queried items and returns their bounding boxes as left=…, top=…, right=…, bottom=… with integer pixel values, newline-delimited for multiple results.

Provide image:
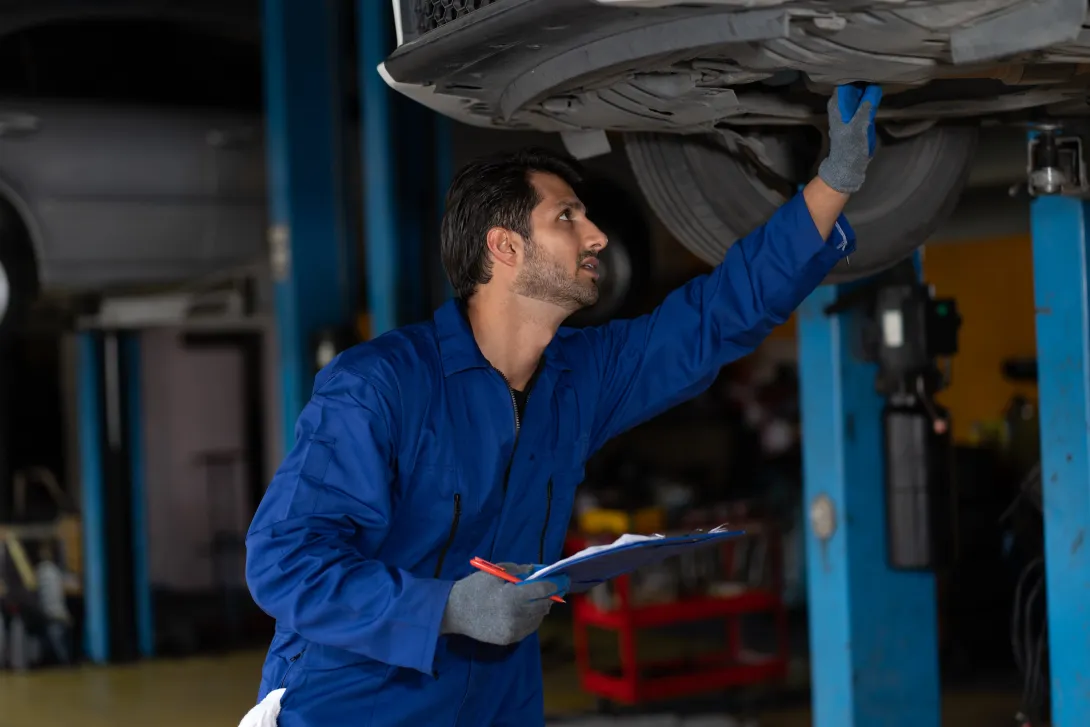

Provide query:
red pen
left=469, top=557, right=566, bottom=603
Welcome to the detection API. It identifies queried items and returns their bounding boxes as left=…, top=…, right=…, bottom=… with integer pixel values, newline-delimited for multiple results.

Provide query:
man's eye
left=559, top=210, right=572, bottom=221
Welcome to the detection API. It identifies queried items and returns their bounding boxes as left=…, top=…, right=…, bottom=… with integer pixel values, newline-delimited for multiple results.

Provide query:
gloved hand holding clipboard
left=469, top=557, right=567, bottom=603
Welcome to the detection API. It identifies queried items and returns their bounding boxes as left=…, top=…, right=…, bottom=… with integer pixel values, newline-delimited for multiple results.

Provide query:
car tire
left=0, top=205, right=39, bottom=339
left=623, top=125, right=979, bottom=284
left=564, top=177, right=651, bottom=327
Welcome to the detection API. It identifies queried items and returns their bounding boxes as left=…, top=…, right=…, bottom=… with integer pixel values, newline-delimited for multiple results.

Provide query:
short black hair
left=440, top=146, right=584, bottom=300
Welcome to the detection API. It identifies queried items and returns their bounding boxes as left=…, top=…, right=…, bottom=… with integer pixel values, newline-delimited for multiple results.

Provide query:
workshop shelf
left=567, top=524, right=790, bottom=706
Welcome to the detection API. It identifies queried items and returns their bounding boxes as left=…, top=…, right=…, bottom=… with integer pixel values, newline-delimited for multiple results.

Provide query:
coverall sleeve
left=583, top=191, right=854, bottom=451
left=245, top=368, right=453, bottom=675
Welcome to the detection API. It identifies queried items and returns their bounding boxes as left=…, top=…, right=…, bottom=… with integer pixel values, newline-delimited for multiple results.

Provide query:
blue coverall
left=245, top=192, right=855, bottom=726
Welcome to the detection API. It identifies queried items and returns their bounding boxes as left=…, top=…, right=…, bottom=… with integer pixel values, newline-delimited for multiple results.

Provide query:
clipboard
left=525, top=529, right=745, bottom=594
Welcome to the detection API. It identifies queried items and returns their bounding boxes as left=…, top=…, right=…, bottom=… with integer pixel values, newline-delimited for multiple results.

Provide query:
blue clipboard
left=529, top=530, right=746, bottom=594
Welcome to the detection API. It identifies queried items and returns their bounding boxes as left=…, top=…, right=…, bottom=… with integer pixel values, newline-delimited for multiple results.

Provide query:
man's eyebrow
left=554, top=198, right=586, bottom=212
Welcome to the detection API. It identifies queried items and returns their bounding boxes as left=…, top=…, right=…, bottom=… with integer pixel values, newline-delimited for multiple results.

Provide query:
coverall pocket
left=540, top=467, right=582, bottom=563
left=276, top=661, right=390, bottom=727
left=385, top=463, right=488, bottom=578
left=398, top=463, right=477, bottom=512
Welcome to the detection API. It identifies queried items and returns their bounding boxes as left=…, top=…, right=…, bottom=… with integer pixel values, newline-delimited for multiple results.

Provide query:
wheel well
left=0, top=193, right=41, bottom=296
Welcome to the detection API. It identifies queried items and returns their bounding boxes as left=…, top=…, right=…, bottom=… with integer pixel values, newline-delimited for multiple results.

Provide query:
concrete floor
left=0, top=648, right=1023, bottom=727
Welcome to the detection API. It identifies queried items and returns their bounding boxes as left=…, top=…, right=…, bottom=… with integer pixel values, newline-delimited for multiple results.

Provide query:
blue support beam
left=123, top=334, right=154, bottom=658
left=1029, top=194, right=1090, bottom=727
left=76, top=331, right=108, bottom=664
left=797, top=283, right=940, bottom=727
left=359, top=0, right=399, bottom=336
left=263, top=0, right=355, bottom=450
left=77, top=330, right=152, bottom=663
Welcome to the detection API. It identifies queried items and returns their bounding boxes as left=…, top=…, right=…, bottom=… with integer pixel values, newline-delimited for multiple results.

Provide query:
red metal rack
left=568, top=524, right=789, bottom=706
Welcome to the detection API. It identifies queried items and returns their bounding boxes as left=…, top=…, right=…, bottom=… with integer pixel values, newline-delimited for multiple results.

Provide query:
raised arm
left=245, top=367, right=452, bottom=675
left=575, top=189, right=853, bottom=450
left=575, top=84, right=881, bottom=451
left=802, top=176, right=850, bottom=239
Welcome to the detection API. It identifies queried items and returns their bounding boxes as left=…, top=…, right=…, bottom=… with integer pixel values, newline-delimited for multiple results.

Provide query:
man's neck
left=465, top=292, right=566, bottom=390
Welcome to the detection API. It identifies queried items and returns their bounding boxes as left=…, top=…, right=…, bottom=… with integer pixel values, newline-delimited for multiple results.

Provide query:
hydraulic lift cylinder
left=883, top=396, right=954, bottom=571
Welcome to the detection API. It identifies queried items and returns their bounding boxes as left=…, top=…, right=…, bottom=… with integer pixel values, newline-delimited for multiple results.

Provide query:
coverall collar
left=434, top=298, right=571, bottom=377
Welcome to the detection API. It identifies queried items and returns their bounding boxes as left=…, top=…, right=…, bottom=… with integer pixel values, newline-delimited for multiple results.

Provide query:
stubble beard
left=513, top=237, right=599, bottom=312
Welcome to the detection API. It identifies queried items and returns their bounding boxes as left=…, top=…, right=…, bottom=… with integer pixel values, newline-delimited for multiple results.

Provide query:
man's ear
left=485, top=227, right=519, bottom=269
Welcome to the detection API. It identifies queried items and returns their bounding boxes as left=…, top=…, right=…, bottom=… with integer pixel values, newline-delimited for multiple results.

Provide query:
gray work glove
left=441, top=563, right=563, bottom=646
left=817, top=84, right=883, bottom=194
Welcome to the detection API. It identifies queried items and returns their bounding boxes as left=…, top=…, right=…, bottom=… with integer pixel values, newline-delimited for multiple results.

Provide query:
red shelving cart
left=567, top=521, right=790, bottom=706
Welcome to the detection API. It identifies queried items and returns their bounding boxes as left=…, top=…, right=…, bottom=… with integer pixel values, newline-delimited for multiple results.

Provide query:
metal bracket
left=809, top=494, right=837, bottom=542
left=1026, top=126, right=1090, bottom=197
left=561, top=130, right=612, bottom=160
left=821, top=260, right=921, bottom=317
left=75, top=267, right=269, bottom=331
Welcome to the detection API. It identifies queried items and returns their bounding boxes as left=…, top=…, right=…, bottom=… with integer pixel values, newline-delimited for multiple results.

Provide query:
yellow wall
left=769, top=313, right=797, bottom=340
left=767, top=236, right=1038, bottom=442
left=924, top=236, right=1039, bottom=442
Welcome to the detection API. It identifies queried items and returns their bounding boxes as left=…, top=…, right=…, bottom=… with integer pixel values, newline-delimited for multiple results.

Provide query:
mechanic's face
left=513, top=172, right=608, bottom=312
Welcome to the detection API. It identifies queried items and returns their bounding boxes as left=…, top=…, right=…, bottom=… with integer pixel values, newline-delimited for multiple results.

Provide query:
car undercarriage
left=384, top=0, right=1090, bottom=134
left=383, top=0, right=1090, bottom=284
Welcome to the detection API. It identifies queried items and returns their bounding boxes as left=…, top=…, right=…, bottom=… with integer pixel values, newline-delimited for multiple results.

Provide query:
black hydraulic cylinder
left=883, top=397, right=955, bottom=571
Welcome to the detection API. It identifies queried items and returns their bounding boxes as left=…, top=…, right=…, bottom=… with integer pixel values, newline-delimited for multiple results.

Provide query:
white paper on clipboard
left=524, top=525, right=742, bottom=592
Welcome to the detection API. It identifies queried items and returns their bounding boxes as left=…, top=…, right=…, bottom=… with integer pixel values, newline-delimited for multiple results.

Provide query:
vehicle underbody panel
left=383, top=0, right=1090, bottom=132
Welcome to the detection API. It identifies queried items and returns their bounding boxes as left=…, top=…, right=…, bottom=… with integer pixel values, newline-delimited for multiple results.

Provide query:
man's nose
left=585, top=219, right=608, bottom=251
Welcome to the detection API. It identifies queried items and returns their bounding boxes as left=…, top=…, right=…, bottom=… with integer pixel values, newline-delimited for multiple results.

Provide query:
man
left=244, top=84, right=882, bottom=726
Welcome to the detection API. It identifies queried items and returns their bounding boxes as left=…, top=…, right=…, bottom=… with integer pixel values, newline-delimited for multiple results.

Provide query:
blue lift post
left=361, top=0, right=450, bottom=327
left=797, top=283, right=941, bottom=727
left=1029, top=194, right=1090, bottom=727
left=263, top=0, right=356, bottom=450
left=76, top=329, right=154, bottom=663
left=358, top=0, right=400, bottom=336
left=76, top=332, right=109, bottom=664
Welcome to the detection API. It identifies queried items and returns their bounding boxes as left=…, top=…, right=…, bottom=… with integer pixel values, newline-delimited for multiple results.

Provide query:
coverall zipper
left=456, top=371, right=526, bottom=725
left=497, top=370, right=521, bottom=437
left=434, top=493, right=462, bottom=577
left=277, top=649, right=306, bottom=689
left=538, top=479, right=553, bottom=563
left=494, top=369, right=525, bottom=494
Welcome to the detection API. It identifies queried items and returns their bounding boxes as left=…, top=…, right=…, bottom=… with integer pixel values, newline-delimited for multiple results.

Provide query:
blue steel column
left=263, top=0, right=355, bottom=450
left=76, top=331, right=108, bottom=664
left=797, top=284, right=940, bottom=727
left=123, top=334, right=153, bottom=658
left=1029, top=194, right=1090, bottom=727
left=359, top=0, right=399, bottom=336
